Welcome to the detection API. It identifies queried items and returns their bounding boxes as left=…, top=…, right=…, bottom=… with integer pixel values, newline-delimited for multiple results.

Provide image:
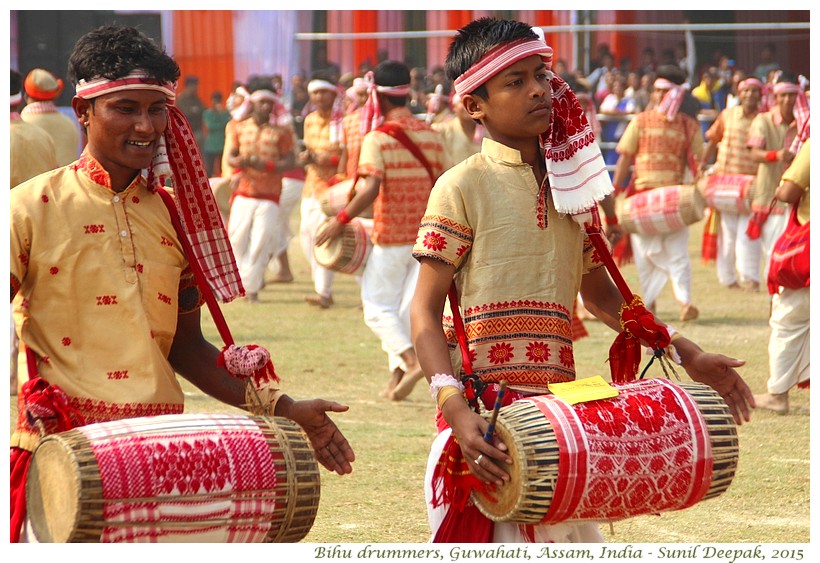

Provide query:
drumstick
left=483, top=380, right=507, bottom=443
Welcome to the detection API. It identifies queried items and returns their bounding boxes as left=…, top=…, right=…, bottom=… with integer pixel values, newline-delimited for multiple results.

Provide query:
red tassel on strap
left=584, top=225, right=671, bottom=382
left=21, top=377, right=86, bottom=434
left=217, top=344, right=279, bottom=387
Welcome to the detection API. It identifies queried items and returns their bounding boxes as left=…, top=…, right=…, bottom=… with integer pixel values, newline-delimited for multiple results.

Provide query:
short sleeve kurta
left=413, top=138, right=605, bottom=387
left=10, top=151, right=203, bottom=451
left=747, top=108, right=797, bottom=211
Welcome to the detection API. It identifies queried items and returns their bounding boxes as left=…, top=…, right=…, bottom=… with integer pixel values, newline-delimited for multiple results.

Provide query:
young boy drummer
left=410, top=17, right=755, bottom=543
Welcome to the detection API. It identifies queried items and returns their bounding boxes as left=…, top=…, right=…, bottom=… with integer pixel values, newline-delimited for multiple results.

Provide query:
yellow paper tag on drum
left=548, top=376, right=620, bottom=405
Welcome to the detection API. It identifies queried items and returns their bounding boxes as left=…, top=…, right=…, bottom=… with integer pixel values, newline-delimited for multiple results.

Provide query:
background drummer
left=611, top=66, right=706, bottom=322
left=10, top=24, right=355, bottom=543
left=315, top=61, right=448, bottom=402
left=701, top=77, right=764, bottom=292
left=410, top=17, right=754, bottom=545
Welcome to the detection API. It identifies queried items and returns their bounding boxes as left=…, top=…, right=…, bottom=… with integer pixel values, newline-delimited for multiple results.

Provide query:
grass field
left=10, top=210, right=810, bottom=545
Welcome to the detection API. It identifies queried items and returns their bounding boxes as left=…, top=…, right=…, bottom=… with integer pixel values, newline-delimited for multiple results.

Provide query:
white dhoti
left=276, top=177, right=304, bottom=256
left=299, top=195, right=336, bottom=299
left=716, top=212, right=762, bottom=286
left=424, top=429, right=604, bottom=543
left=760, top=211, right=788, bottom=284
left=360, top=244, right=418, bottom=363
left=227, top=194, right=282, bottom=294
left=767, top=287, right=810, bottom=394
left=630, top=227, right=693, bottom=307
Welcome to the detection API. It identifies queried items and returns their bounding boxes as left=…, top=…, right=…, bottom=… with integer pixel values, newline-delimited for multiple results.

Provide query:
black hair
left=374, top=60, right=410, bottom=106
left=310, top=69, right=338, bottom=85
left=655, top=64, right=686, bottom=85
left=246, top=75, right=275, bottom=94
left=444, top=18, right=538, bottom=99
left=11, top=69, right=22, bottom=96
left=774, top=71, right=798, bottom=85
left=67, top=25, right=180, bottom=86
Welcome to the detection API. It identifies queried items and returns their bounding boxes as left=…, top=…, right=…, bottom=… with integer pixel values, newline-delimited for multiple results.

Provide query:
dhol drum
left=620, top=184, right=706, bottom=235
left=319, top=178, right=373, bottom=219
left=472, top=379, right=738, bottom=524
left=26, top=413, right=320, bottom=543
left=700, top=173, right=755, bottom=214
left=314, top=218, right=373, bottom=276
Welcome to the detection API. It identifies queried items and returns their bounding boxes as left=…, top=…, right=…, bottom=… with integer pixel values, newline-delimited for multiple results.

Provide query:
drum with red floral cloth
left=621, top=184, right=706, bottom=235
left=314, top=218, right=373, bottom=276
left=471, top=378, right=737, bottom=524
left=701, top=174, right=755, bottom=214
left=25, top=413, right=320, bottom=543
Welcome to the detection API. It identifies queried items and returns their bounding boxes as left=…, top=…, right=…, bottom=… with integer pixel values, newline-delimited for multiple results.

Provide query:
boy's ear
left=461, top=94, right=485, bottom=121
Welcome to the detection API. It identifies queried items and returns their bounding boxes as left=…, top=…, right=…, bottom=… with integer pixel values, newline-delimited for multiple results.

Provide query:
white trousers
left=299, top=195, right=335, bottom=299
left=276, top=177, right=304, bottom=256
left=760, top=212, right=789, bottom=285
left=716, top=212, right=762, bottom=286
left=631, top=228, right=693, bottom=307
left=767, top=287, right=810, bottom=394
left=424, top=429, right=605, bottom=543
left=227, top=195, right=282, bottom=294
left=360, top=244, right=418, bottom=366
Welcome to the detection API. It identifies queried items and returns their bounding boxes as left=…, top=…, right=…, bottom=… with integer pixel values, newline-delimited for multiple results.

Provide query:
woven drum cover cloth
left=622, top=185, right=705, bottom=235
left=524, top=378, right=713, bottom=522
left=703, top=174, right=755, bottom=214
left=82, top=413, right=278, bottom=542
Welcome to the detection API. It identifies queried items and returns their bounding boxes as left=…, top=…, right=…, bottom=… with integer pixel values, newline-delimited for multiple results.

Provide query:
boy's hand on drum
left=676, top=339, right=755, bottom=425
left=315, top=218, right=344, bottom=247
left=284, top=398, right=356, bottom=475
left=447, top=405, right=512, bottom=486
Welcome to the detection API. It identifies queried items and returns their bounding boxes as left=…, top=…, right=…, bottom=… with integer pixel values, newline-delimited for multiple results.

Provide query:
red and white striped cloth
left=623, top=184, right=704, bottom=235
left=79, top=413, right=279, bottom=543
left=703, top=174, right=755, bottom=214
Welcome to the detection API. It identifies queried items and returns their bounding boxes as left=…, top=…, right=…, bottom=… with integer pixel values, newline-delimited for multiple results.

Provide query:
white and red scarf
left=453, top=34, right=612, bottom=225
left=773, top=79, right=810, bottom=154
left=76, top=71, right=243, bottom=302
left=359, top=71, right=412, bottom=136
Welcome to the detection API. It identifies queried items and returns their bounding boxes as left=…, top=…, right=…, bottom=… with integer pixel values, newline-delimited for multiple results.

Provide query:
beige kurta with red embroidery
left=413, top=138, right=605, bottom=387
left=10, top=152, right=202, bottom=451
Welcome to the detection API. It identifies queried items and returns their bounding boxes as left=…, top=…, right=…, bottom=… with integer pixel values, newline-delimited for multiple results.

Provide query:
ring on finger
left=475, top=454, right=484, bottom=465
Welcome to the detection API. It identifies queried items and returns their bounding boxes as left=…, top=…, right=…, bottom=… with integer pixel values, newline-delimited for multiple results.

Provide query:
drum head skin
left=471, top=422, right=524, bottom=521
left=26, top=437, right=85, bottom=543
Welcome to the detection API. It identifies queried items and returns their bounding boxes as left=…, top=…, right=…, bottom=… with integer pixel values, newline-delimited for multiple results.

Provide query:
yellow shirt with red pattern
left=357, top=107, right=448, bottom=245
left=10, top=151, right=203, bottom=451
left=229, top=117, right=295, bottom=201
left=302, top=110, right=342, bottom=199
left=412, top=138, right=606, bottom=387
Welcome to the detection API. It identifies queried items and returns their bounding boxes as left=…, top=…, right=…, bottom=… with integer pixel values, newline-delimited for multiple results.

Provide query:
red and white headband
left=773, top=82, right=801, bottom=95
left=453, top=38, right=553, bottom=96
left=738, top=78, right=764, bottom=92
left=75, top=70, right=176, bottom=102
left=359, top=70, right=411, bottom=135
